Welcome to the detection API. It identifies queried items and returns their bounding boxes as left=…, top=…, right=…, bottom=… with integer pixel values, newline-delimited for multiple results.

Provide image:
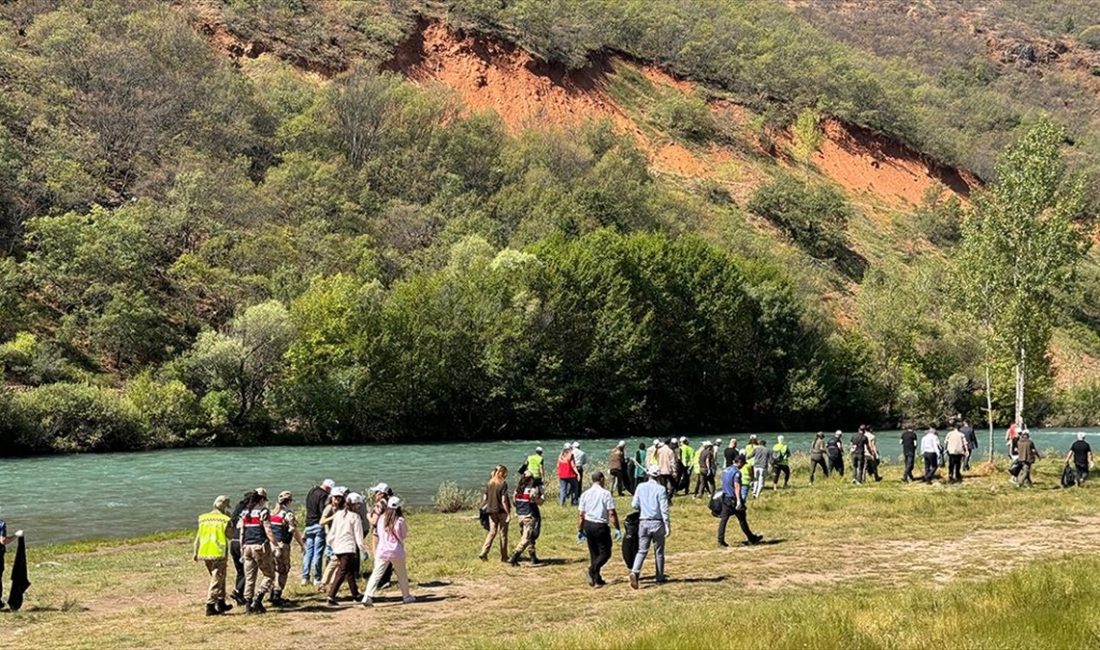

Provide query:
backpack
left=1061, top=464, right=1075, bottom=489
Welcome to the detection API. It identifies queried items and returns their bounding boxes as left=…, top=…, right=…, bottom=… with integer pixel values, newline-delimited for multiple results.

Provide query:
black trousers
left=230, top=539, right=246, bottom=597
left=717, top=497, right=755, bottom=543
left=828, top=453, right=844, bottom=476
left=903, top=453, right=915, bottom=481
left=694, top=471, right=715, bottom=497
left=809, top=456, right=828, bottom=483
left=772, top=464, right=790, bottom=486
left=948, top=453, right=964, bottom=481
left=610, top=469, right=624, bottom=496
left=582, top=521, right=612, bottom=580
left=922, top=452, right=939, bottom=482
left=0, top=549, right=5, bottom=605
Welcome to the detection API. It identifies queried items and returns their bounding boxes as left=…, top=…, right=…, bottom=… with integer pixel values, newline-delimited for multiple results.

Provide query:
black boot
left=270, top=590, right=283, bottom=606
left=529, top=552, right=540, bottom=566
left=216, top=599, right=233, bottom=614
left=231, top=590, right=246, bottom=606
left=248, top=596, right=266, bottom=614
left=205, top=603, right=220, bottom=616
left=508, top=552, right=521, bottom=567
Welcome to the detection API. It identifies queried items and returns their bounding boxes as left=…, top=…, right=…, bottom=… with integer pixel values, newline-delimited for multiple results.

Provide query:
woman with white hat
left=362, top=496, right=415, bottom=606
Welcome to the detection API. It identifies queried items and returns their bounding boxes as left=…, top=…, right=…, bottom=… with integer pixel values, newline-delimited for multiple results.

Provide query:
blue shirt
left=631, top=481, right=670, bottom=526
left=721, top=466, right=748, bottom=501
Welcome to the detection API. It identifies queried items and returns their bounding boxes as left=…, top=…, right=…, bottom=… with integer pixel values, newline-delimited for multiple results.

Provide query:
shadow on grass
left=664, top=576, right=726, bottom=584
left=526, top=558, right=578, bottom=567
left=746, top=538, right=786, bottom=546
left=416, top=580, right=451, bottom=588
left=23, top=604, right=91, bottom=613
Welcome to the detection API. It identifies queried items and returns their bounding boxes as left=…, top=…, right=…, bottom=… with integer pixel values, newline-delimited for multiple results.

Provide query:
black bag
left=708, top=493, right=724, bottom=518
left=1008, top=460, right=1022, bottom=477
left=621, top=512, right=640, bottom=569
left=8, top=535, right=30, bottom=611
left=478, top=506, right=490, bottom=531
left=1061, top=464, right=1075, bottom=489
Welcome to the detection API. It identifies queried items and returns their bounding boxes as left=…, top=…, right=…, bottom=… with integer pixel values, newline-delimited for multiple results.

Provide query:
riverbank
left=7, top=462, right=1099, bottom=649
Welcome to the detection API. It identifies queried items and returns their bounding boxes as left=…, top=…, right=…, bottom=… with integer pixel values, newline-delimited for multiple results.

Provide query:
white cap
left=563, top=442, right=572, bottom=450
left=647, top=466, right=661, bottom=477
left=617, top=440, right=626, bottom=447
left=331, top=486, right=348, bottom=497
left=322, top=479, right=335, bottom=490
left=535, top=446, right=543, bottom=453
left=1078, top=432, right=1086, bottom=440
left=679, top=436, right=687, bottom=442
left=835, top=430, right=843, bottom=436
left=778, top=435, right=785, bottom=443
left=369, top=483, right=390, bottom=495
left=703, top=440, right=712, bottom=446
left=347, top=492, right=363, bottom=504
left=387, top=496, right=402, bottom=509
left=652, top=439, right=660, bottom=446
left=572, top=441, right=581, bottom=448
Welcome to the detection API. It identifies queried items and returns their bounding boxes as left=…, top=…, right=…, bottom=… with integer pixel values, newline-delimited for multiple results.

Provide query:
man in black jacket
left=900, top=427, right=917, bottom=482
left=300, top=479, right=333, bottom=586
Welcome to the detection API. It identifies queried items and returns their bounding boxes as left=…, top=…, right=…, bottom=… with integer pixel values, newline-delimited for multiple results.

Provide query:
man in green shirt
left=771, top=435, right=791, bottom=490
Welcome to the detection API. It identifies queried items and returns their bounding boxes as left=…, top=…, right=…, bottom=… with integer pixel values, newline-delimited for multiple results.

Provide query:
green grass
left=6, top=460, right=1099, bottom=649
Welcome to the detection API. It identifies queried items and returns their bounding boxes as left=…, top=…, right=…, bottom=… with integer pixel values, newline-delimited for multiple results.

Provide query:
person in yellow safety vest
left=678, top=437, right=694, bottom=495
left=270, top=491, right=306, bottom=607
left=525, top=447, right=545, bottom=486
left=743, top=435, right=759, bottom=484
left=194, top=495, right=234, bottom=616
left=771, top=436, right=791, bottom=490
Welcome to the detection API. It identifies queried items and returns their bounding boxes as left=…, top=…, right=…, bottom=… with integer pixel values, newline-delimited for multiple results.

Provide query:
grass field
left=6, top=457, right=1100, bottom=649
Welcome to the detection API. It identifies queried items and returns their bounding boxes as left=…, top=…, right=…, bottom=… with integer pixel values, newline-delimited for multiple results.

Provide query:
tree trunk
left=985, top=365, right=995, bottom=464
left=1015, top=345, right=1026, bottom=426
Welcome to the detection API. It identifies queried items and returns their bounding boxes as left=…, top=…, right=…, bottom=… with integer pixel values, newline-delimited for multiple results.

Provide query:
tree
left=791, top=107, right=824, bottom=166
left=957, top=118, right=1088, bottom=458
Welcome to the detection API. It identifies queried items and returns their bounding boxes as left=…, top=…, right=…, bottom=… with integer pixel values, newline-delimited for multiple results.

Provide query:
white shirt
left=920, top=432, right=941, bottom=455
left=577, top=484, right=616, bottom=524
left=327, top=509, right=365, bottom=555
left=573, top=449, right=587, bottom=468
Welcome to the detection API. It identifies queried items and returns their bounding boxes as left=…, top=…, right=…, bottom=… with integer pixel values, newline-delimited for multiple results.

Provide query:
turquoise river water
left=1, top=428, right=1093, bottom=544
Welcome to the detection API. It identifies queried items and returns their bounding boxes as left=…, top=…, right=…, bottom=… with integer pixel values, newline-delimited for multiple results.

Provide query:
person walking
left=1016, top=431, right=1041, bottom=487
left=479, top=465, right=511, bottom=562
left=678, top=437, right=695, bottom=495
left=228, top=490, right=254, bottom=605
left=1065, top=433, right=1094, bottom=487
left=362, top=496, right=415, bottom=606
left=509, top=471, right=545, bottom=566
left=809, top=432, right=829, bottom=484
left=962, top=420, right=978, bottom=470
left=657, top=440, right=678, bottom=497
left=750, top=438, right=770, bottom=498
left=367, top=483, right=392, bottom=558
left=577, top=472, right=621, bottom=588
left=629, top=467, right=671, bottom=589
left=610, top=441, right=627, bottom=496
left=525, top=447, right=546, bottom=486
left=572, top=442, right=588, bottom=489
left=193, top=495, right=234, bottom=616
left=851, top=427, right=869, bottom=484
left=301, top=478, right=333, bottom=586
left=718, top=455, right=762, bottom=547
left=920, top=428, right=942, bottom=483
left=771, top=436, right=791, bottom=490
left=557, top=445, right=579, bottom=506
left=269, top=491, right=305, bottom=606
left=944, top=425, right=968, bottom=483
left=325, top=491, right=364, bottom=605
left=694, top=441, right=716, bottom=498
left=900, top=427, right=917, bottom=482
left=724, top=438, right=739, bottom=468
left=239, top=488, right=278, bottom=614
left=865, top=428, right=883, bottom=482
left=1006, top=420, right=1020, bottom=458
left=317, top=487, right=346, bottom=593
left=826, top=431, right=845, bottom=477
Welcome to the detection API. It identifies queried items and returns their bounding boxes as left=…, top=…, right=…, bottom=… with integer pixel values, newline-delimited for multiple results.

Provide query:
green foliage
left=912, top=188, right=964, bottom=247
left=12, top=382, right=141, bottom=453
left=433, top=481, right=482, bottom=513
left=790, top=108, right=824, bottom=164
left=123, top=372, right=204, bottom=448
left=652, top=92, right=716, bottom=143
left=747, top=174, right=852, bottom=260
left=1079, top=25, right=1100, bottom=49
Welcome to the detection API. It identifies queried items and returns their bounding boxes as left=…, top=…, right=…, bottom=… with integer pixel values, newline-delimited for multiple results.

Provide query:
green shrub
left=1048, top=383, right=1100, bottom=427
left=913, top=193, right=963, bottom=247
left=0, top=332, right=72, bottom=385
left=124, top=372, right=206, bottom=447
left=433, top=482, right=482, bottom=513
left=13, top=382, right=142, bottom=453
left=747, top=174, right=852, bottom=259
left=652, top=92, right=717, bottom=143
left=1079, top=25, right=1100, bottom=50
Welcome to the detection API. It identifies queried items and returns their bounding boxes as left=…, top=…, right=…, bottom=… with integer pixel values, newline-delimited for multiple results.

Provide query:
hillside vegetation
left=1, top=0, right=1099, bottom=453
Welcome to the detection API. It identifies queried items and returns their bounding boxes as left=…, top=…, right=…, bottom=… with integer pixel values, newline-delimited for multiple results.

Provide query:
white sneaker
left=299, top=578, right=309, bottom=586
left=361, top=596, right=373, bottom=607
left=402, top=596, right=416, bottom=604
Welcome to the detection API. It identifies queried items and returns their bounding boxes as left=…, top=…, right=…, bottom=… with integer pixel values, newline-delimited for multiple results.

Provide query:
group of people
left=192, top=479, right=415, bottom=616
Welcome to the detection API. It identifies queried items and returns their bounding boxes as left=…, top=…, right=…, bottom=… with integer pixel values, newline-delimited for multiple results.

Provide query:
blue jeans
left=631, top=519, right=666, bottom=579
left=301, top=524, right=325, bottom=581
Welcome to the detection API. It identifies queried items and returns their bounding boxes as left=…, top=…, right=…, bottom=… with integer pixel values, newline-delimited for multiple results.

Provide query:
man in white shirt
left=572, top=441, right=588, bottom=487
left=576, top=472, right=620, bottom=588
left=944, top=425, right=969, bottom=483
left=920, top=428, right=942, bottom=483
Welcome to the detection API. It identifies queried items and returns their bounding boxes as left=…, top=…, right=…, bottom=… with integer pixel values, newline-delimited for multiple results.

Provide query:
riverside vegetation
left=6, top=457, right=1100, bottom=649
left=3, top=1, right=1100, bottom=455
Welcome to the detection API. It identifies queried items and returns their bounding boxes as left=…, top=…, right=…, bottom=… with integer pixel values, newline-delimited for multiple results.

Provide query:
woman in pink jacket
left=362, top=496, right=415, bottom=606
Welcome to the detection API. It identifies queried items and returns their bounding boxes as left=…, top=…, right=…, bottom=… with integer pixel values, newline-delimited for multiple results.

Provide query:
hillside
left=1, top=0, right=1099, bottom=454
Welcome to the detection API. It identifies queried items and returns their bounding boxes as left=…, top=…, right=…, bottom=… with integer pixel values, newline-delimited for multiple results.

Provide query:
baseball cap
left=347, top=492, right=363, bottom=504
left=563, top=442, right=571, bottom=450
left=618, top=440, right=626, bottom=447
left=213, top=495, right=230, bottom=510
left=254, top=487, right=268, bottom=498
left=322, top=479, right=335, bottom=490
left=647, top=466, right=661, bottom=477
left=679, top=436, right=687, bottom=442
left=331, top=486, right=348, bottom=497
left=572, top=441, right=581, bottom=448
left=387, top=496, right=403, bottom=509
left=369, top=482, right=390, bottom=495
left=535, top=446, right=543, bottom=453
left=277, top=490, right=293, bottom=503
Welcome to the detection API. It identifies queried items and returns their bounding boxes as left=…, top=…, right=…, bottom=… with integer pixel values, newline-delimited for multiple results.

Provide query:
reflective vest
left=270, top=508, right=292, bottom=544
left=241, top=508, right=270, bottom=545
left=196, top=510, right=230, bottom=560
left=773, top=443, right=790, bottom=466
left=527, top=454, right=544, bottom=477
left=680, top=444, right=694, bottom=467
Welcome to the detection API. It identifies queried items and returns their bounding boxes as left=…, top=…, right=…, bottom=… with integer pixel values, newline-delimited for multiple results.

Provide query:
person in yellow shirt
left=194, top=495, right=234, bottom=616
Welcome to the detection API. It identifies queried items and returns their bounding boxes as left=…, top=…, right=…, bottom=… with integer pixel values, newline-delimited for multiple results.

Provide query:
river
left=1, top=428, right=1092, bottom=544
